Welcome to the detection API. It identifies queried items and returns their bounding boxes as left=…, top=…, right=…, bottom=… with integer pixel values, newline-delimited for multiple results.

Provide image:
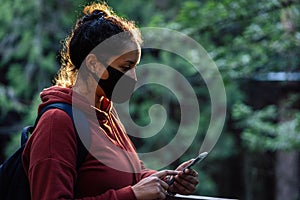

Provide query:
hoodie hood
left=39, top=86, right=72, bottom=110
left=38, top=86, right=112, bottom=116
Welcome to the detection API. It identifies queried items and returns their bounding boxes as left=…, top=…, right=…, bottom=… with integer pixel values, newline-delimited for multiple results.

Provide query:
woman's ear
left=85, top=54, right=99, bottom=72
left=85, top=54, right=109, bottom=79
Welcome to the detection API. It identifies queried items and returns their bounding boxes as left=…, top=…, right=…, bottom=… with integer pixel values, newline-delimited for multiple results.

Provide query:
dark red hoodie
left=22, top=86, right=156, bottom=200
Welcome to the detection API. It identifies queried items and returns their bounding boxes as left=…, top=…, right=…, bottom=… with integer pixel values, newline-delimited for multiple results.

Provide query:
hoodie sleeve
left=23, top=109, right=137, bottom=200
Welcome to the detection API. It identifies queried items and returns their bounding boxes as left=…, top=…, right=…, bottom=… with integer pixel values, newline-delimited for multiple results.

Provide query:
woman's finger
left=153, top=170, right=179, bottom=179
left=176, top=159, right=194, bottom=171
left=174, top=179, right=197, bottom=194
left=183, top=168, right=198, bottom=176
left=180, top=170, right=199, bottom=184
left=159, top=178, right=170, bottom=191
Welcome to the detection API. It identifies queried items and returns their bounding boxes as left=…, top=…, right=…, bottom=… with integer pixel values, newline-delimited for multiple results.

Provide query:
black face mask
left=91, top=65, right=137, bottom=103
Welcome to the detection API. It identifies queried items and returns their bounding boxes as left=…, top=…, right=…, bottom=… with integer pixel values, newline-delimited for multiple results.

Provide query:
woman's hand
left=132, top=170, right=178, bottom=200
left=168, top=160, right=199, bottom=195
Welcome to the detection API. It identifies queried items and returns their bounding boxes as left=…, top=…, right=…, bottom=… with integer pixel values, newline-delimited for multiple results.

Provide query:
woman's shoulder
left=23, top=108, right=78, bottom=171
left=38, top=108, right=73, bottom=128
left=32, top=107, right=76, bottom=144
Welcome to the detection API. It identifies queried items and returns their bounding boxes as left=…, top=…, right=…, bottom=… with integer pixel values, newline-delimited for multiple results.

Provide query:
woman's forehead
left=111, top=43, right=141, bottom=63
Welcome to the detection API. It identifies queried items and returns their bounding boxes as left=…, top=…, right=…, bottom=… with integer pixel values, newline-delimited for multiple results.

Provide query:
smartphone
left=167, top=152, right=208, bottom=185
left=182, top=152, right=208, bottom=171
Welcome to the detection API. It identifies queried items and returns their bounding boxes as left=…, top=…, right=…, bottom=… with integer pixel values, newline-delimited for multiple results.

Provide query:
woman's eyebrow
left=125, top=60, right=139, bottom=65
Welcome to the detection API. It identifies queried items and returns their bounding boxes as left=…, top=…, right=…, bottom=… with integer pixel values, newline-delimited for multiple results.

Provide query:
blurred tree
left=111, top=0, right=300, bottom=199
left=174, top=0, right=300, bottom=199
left=0, top=0, right=81, bottom=155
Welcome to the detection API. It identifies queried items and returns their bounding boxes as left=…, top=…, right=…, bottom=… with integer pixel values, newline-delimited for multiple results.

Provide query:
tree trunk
left=243, top=153, right=253, bottom=200
left=275, top=151, right=299, bottom=200
left=276, top=95, right=300, bottom=200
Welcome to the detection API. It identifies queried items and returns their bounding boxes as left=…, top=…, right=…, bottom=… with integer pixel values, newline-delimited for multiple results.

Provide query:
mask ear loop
left=87, top=58, right=110, bottom=83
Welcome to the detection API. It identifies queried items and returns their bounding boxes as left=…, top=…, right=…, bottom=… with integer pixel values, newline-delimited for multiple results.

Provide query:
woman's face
left=90, top=41, right=141, bottom=102
left=106, top=42, right=141, bottom=80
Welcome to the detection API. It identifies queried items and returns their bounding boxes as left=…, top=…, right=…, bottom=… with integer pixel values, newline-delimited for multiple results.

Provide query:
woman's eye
left=121, top=66, right=131, bottom=72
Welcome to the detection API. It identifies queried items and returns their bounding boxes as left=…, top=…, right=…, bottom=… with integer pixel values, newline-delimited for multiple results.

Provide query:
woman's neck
left=73, top=74, right=105, bottom=108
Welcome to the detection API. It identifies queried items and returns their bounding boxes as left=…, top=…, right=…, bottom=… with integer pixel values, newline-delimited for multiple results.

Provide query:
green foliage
left=4, top=134, right=20, bottom=158
left=233, top=102, right=300, bottom=151
left=174, top=0, right=300, bottom=77
left=110, top=0, right=300, bottom=197
left=7, top=64, right=29, bottom=96
left=0, top=87, right=16, bottom=119
left=0, top=0, right=83, bottom=154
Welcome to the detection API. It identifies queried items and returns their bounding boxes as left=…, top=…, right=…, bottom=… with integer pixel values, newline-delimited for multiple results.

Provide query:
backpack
left=0, top=102, right=89, bottom=200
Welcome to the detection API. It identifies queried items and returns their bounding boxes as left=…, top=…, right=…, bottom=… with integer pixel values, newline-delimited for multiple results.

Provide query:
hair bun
left=82, top=10, right=107, bottom=23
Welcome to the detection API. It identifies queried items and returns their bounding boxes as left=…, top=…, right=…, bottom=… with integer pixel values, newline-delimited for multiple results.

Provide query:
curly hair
left=53, top=2, right=142, bottom=87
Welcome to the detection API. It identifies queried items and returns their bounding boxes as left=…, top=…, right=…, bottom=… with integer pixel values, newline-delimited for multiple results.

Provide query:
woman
left=22, top=2, right=198, bottom=200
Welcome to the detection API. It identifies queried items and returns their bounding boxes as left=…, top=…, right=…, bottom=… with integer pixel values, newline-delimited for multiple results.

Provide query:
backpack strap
left=26, top=102, right=90, bottom=170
